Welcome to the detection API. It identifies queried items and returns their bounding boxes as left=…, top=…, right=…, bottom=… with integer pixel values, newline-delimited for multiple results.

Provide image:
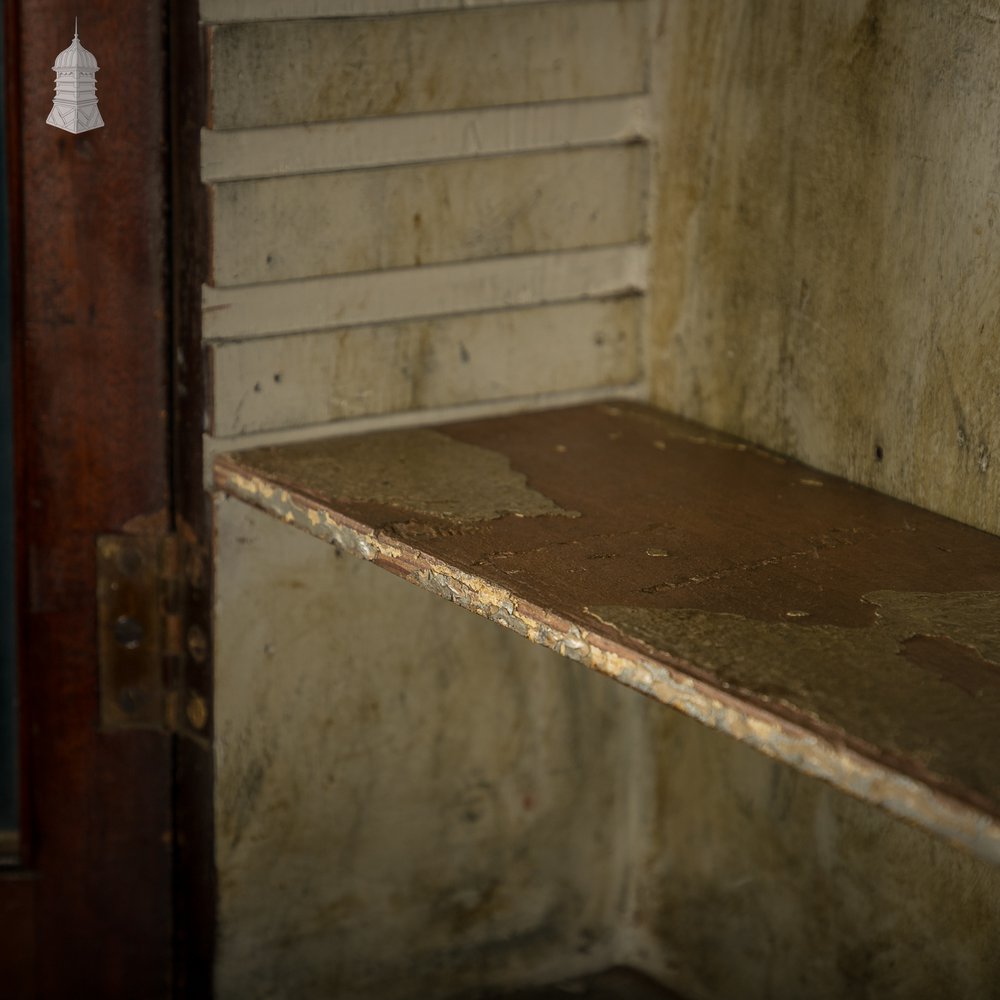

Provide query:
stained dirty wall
left=628, top=707, right=1000, bottom=1000
left=214, top=498, right=641, bottom=999
left=650, top=0, right=1000, bottom=535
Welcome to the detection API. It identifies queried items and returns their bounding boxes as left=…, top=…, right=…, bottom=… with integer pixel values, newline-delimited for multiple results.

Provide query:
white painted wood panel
left=202, top=97, right=650, bottom=183
left=209, top=297, right=641, bottom=436
left=202, top=0, right=551, bottom=23
left=210, top=146, right=647, bottom=287
left=203, top=245, right=647, bottom=342
left=208, top=2, right=649, bottom=129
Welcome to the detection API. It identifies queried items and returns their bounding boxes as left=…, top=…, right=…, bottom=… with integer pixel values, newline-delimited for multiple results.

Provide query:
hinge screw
left=113, top=615, right=144, bottom=650
left=187, top=624, right=208, bottom=664
left=186, top=694, right=208, bottom=731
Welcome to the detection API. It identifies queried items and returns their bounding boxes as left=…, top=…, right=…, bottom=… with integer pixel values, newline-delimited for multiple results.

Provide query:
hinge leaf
left=97, top=533, right=179, bottom=731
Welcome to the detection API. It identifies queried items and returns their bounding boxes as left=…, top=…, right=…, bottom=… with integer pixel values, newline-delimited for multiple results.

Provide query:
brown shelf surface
left=215, top=402, right=1000, bottom=862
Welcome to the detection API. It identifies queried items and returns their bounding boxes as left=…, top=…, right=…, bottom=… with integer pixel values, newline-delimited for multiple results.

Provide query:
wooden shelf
left=215, top=402, right=1000, bottom=863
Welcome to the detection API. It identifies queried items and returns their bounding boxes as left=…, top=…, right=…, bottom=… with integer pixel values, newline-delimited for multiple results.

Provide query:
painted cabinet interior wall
left=649, top=0, right=1000, bottom=536
left=214, top=498, right=639, bottom=998
left=206, top=2, right=1000, bottom=997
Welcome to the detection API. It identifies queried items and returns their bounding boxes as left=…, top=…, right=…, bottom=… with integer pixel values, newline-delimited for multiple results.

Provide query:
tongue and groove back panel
left=202, top=0, right=651, bottom=459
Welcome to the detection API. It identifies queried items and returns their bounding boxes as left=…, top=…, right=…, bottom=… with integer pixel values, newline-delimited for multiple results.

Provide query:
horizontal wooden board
left=202, top=245, right=647, bottom=341
left=208, top=1, right=649, bottom=129
left=209, top=297, right=641, bottom=436
left=202, top=0, right=551, bottom=22
left=210, top=145, right=647, bottom=287
left=215, top=402, right=1000, bottom=864
left=202, top=96, right=650, bottom=183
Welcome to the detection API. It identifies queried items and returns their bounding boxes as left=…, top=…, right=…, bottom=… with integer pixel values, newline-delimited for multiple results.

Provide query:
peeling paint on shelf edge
left=213, top=457, right=1000, bottom=865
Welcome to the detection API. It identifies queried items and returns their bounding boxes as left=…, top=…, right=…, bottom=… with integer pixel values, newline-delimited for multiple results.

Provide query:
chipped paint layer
left=633, top=709, right=1000, bottom=999
left=227, top=429, right=578, bottom=524
left=589, top=593, right=1000, bottom=809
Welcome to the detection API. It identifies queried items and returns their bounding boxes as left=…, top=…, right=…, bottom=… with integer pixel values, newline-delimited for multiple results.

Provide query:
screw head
left=186, top=695, right=208, bottom=731
left=113, top=615, right=143, bottom=650
left=187, top=624, right=208, bottom=664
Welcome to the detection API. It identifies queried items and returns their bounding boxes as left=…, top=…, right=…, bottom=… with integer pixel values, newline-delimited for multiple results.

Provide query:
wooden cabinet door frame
left=1, top=1, right=212, bottom=995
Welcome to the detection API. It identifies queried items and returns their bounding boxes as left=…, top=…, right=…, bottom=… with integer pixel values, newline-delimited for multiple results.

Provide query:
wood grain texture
left=215, top=402, right=1000, bottom=863
left=210, top=145, right=647, bottom=286
left=2, top=0, right=26, bottom=859
left=209, top=297, right=641, bottom=435
left=0, top=875, right=35, bottom=997
left=649, top=0, right=1000, bottom=535
left=201, top=96, right=650, bottom=182
left=207, top=1, right=648, bottom=129
left=212, top=482, right=1000, bottom=1000
left=203, top=245, right=648, bottom=341
left=4, top=2, right=173, bottom=994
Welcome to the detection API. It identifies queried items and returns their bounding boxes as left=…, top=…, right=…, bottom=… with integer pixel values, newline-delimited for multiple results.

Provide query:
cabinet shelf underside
left=215, top=401, right=1000, bottom=864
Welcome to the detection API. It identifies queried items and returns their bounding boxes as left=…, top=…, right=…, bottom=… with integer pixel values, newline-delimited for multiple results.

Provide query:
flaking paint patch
left=869, top=590, right=1000, bottom=662
left=227, top=429, right=577, bottom=523
left=220, top=471, right=387, bottom=562
left=590, top=592, right=1000, bottom=802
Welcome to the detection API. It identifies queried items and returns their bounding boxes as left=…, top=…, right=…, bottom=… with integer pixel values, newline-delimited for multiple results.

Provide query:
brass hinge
left=97, top=532, right=209, bottom=736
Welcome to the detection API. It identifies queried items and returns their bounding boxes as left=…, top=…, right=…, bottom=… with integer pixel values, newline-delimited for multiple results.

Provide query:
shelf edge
left=214, top=454, right=1000, bottom=865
